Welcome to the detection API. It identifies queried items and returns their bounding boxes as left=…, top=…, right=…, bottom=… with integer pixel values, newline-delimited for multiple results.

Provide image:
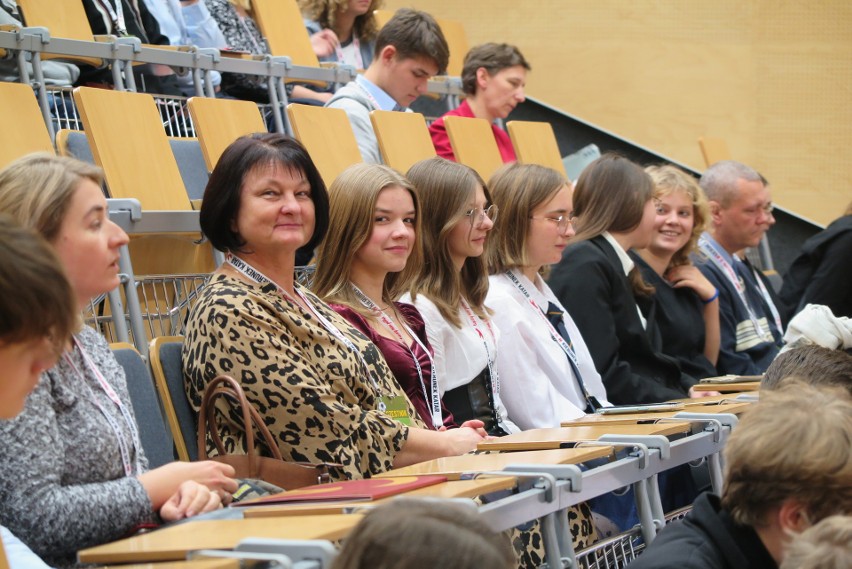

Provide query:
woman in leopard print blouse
left=183, top=134, right=485, bottom=482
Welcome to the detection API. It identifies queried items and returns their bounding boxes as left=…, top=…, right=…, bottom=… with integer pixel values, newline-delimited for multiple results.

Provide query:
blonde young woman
left=313, top=163, right=476, bottom=431
left=485, top=164, right=610, bottom=431
left=0, top=154, right=237, bottom=569
left=402, top=157, right=517, bottom=437
left=633, top=165, right=720, bottom=379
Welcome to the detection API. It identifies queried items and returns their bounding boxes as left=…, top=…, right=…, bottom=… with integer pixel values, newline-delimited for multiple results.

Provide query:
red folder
left=232, top=475, right=448, bottom=506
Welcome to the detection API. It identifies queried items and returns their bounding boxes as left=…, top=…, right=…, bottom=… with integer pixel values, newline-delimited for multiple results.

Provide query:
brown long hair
left=313, top=163, right=421, bottom=315
left=571, top=154, right=655, bottom=295
left=406, top=157, right=491, bottom=328
left=486, top=163, right=567, bottom=273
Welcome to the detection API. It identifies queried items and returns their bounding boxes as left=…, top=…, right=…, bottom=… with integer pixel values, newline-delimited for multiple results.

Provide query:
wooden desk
left=78, top=516, right=361, bottom=564
left=560, top=402, right=753, bottom=427
left=478, top=423, right=691, bottom=452
left=243, top=477, right=518, bottom=518
left=373, top=447, right=613, bottom=479
left=692, top=382, right=759, bottom=393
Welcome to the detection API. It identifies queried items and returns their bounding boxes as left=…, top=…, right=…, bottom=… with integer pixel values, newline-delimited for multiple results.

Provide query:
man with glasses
left=693, top=160, right=784, bottom=375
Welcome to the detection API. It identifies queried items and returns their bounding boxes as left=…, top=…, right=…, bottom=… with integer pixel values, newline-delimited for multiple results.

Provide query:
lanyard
left=699, top=236, right=769, bottom=338
left=335, top=35, right=364, bottom=70
left=64, top=337, right=142, bottom=477
left=96, top=0, right=127, bottom=35
left=226, top=255, right=385, bottom=401
left=504, top=271, right=601, bottom=412
left=459, top=298, right=500, bottom=397
left=351, top=285, right=442, bottom=429
left=749, top=266, right=784, bottom=334
left=354, top=80, right=387, bottom=111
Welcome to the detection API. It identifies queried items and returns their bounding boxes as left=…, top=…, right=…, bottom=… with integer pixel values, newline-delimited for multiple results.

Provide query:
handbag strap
left=198, top=375, right=283, bottom=461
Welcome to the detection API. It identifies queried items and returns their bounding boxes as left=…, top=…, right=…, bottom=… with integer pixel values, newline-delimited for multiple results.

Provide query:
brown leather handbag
left=198, top=375, right=334, bottom=490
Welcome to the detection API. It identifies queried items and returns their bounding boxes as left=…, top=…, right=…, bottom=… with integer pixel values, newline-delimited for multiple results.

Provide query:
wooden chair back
left=286, top=103, right=362, bottom=187
left=436, top=17, right=468, bottom=77
left=698, top=136, right=732, bottom=168
left=187, top=96, right=267, bottom=172
left=507, top=120, right=569, bottom=179
left=73, top=87, right=192, bottom=211
left=149, top=336, right=196, bottom=462
left=250, top=0, right=327, bottom=86
left=0, top=81, right=53, bottom=168
left=444, top=115, right=503, bottom=181
left=15, top=0, right=103, bottom=66
left=370, top=110, right=435, bottom=173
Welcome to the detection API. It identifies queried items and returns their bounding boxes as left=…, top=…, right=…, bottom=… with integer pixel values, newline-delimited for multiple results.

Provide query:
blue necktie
left=545, top=302, right=602, bottom=414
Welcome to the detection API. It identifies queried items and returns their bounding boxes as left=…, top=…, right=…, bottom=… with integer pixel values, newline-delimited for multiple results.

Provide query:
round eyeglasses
left=529, top=214, right=575, bottom=234
left=464, top=204, right=498, bottom=228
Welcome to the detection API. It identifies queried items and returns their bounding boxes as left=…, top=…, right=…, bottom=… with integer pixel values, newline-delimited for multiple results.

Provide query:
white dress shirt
left=487, top=272, right=611, bottom=430
left=402, top=293, right=519, bottom=434
left=603, top=231, right=648, bottom=329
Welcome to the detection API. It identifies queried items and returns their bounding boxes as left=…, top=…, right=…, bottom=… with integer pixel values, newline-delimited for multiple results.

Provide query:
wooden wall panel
left=385, top=0, right=852, bottom=226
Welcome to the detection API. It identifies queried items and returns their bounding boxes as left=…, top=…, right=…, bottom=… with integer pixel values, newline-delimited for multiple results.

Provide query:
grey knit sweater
left=0, top=326, right=155, bottom=568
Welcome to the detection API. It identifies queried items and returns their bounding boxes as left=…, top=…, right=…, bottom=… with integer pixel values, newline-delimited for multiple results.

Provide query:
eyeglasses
left=530, top=214, right=575, bottom=234
left=464, top=205, right=498, bottom=228
left=742, top=203, right=775, bottom=216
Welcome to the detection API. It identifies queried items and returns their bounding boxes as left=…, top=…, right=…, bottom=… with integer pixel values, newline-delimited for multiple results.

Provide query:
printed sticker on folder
left=232, top=475, right=448, bottom=507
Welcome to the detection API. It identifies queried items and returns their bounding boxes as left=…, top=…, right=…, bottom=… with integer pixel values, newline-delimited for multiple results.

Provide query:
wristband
left=702, top=288, right=719, bottom=304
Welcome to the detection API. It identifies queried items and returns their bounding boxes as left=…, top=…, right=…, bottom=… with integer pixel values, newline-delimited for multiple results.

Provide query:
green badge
left=379, top=395, right=412, bottom=425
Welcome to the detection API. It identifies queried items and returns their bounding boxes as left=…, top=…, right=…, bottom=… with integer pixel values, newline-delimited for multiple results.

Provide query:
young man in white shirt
left=326, top=8, right=448, bottom=163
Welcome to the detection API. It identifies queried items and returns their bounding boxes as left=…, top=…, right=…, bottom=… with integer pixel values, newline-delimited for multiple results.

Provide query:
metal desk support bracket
left=597, top=435, right=669, bottom=465
left=502, top=464, right=584, bottom=493
left=235, top=539, right=337, bottom=569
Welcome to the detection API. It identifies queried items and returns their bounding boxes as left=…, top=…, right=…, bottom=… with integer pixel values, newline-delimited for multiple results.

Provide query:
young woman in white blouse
left=485, top=164, right=610, bottom=430
left=403, top=157, right=518, bottom=437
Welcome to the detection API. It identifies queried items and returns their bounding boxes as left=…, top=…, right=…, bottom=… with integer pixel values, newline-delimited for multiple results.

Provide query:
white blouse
left=402, top=293, right=519, bottom=434
left=486, top=272, right=611, bottom=430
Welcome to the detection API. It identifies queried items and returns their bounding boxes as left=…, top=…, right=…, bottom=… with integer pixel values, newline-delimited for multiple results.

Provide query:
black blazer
left=548, top=236, right=696, bottom=404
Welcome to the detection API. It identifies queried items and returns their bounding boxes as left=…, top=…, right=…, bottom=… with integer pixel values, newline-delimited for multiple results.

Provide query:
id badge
left=378, top=395, right=412, bottom=425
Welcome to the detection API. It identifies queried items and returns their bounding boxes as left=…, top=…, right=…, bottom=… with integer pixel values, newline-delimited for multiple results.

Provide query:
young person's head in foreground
left=330, top=499, right=514, bottom=569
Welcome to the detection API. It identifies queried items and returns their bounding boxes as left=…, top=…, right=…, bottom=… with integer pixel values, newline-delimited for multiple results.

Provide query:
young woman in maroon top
left=313, top=163, right=486, bottom=434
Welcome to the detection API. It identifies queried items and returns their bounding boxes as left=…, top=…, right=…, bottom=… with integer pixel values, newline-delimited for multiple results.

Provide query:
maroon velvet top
left=331, top=302, right=457, bottom=430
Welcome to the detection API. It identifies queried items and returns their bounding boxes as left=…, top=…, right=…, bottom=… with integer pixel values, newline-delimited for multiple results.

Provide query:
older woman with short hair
left=429, top=43, right=530, bottom=163
left=183, top=134, right=484, bottom=482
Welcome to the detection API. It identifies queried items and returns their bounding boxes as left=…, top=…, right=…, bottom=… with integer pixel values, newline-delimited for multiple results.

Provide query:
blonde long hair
left=405, top=157, right=491, bottom=328
left=299, top=0, right=384, bottom=43
left=313, top=163, right=421, bottom=315
left=645, top=164, right=709, bottom=269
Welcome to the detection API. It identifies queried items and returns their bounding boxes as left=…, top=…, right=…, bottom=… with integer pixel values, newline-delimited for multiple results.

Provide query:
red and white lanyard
left=335, top=35, right=364, bottom=70
left=64, top=337, right=141, bottom=477
left=504, top=271, right=583, bottom=371
left=459, top=298, right=500, bottom=396
left=352, top=285, right=442, bottom=429
left=226, top=254, right=385, bottom=402
left=699, top=236, right=768, bottom=338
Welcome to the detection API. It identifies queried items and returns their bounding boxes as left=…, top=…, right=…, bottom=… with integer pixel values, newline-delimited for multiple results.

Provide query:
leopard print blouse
left=183, top=273, right=425, bottom=481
